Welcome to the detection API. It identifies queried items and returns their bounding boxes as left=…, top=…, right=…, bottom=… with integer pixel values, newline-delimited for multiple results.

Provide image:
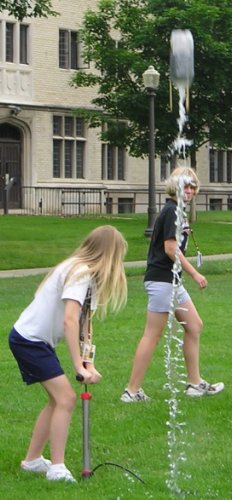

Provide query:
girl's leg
left=127, top=310, right=168, bottom=393
left=175, top=299, right=203, bottom=385
left=24, top=399, right=55, bottom=461
left=24, top=374, right=77, bottom=465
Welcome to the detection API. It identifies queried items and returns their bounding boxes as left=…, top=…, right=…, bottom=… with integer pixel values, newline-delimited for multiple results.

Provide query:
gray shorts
left=144, top=281, right=190, bottom=313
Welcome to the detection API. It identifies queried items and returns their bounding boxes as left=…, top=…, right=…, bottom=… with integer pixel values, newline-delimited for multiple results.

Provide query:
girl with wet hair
left=121, top=166, right=224, bottom=403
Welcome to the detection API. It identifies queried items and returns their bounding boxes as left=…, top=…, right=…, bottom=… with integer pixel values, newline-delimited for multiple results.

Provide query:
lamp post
left=143, top=65, right=160, bottom=237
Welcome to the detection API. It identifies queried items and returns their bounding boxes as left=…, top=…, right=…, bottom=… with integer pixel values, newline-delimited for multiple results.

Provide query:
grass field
left=1, top=212, right=232, bottom=498
left=1, top=211, right=232, bottom=269
left=1, top=261, right=232, bottom=499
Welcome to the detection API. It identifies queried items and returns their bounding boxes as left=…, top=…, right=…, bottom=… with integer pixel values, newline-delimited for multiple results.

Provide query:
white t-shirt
left=14, top=259, right=96, bottom=348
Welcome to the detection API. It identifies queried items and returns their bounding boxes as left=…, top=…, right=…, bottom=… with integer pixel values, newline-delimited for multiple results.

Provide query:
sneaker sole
left=185, top=391, right=205, bottom=397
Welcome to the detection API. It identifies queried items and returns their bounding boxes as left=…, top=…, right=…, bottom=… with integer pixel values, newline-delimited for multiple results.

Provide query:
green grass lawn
left=1, top=261, right=232, bottom=499
left=1, top=211, right=232, bottom=269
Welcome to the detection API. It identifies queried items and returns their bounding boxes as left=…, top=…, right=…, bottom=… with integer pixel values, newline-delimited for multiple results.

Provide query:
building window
left=209, top=147, right=232, bottom=182
left=20, top=24, right=29, bottom=64
left=101, top=143, right=125, bottom=180
left=53, top=140, right=62, bottom=178
left=59, top=30, right=89, bottom=70
left=53, top=116, right=86, bottom=179
left=118, top=149, right=125, bottom=180
left=2, top=21, right=29, bottom=64
left=209, top=198, right=222, bottom=211
left=76, top=142, right=84, bottom=178
left=101, top=123, right=126, bottom=181
left=118, top=198, right=134, bottom=213
left=6, top=22, right=14, bottom=62
left=105, top=197, right=113, bottom=214
left=227, top=198, right=232, bottom=210
left=160, top=154, right=176, bottom=181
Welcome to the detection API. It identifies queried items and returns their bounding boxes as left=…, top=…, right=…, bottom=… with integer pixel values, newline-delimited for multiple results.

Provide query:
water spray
left=164, top=178, right=189, bottom=498
left=164, top=29, right=195, bottom=497
left=170, top=29, right=194, bottom=156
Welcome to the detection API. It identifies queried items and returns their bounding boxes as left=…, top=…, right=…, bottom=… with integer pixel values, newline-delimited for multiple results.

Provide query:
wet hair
left=165, top=166, right=200, bottom=197
left=37, top=225, right=128, bottom=318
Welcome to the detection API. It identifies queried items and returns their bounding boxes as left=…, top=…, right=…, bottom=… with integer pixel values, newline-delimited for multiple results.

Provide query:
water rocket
left=169, top=29, right=194, bottom=111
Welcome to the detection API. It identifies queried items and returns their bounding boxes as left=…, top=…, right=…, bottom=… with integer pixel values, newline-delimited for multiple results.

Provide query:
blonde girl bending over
left=9, top=225, right=127, bottom=483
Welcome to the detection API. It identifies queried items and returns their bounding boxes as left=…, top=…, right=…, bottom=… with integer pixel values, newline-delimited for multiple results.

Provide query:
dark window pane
left=64, top=141, right=72, bottom=177
left=160, top=156, right=167, bottom=181
left=170, top=155, right=176, bottom=172
left=209, top=149, right=215, bottom=182
left=0, top=123, right=21, bottom=140
left=76, top=118, right=84, bottom=136
left=53, top=116, right=62, bottom=136
left=6, top=23, right=14, bottom=62
left=20, top=25, right=28, bottom=64
left=107, top=146, right=114, bottom=179
left=218, top=150, right=223, bottom=182
left=101, top=143, right=106, bottom=179
left=65, top=116, right=73, bottom=136
left=71, top=31, right=78, bottom=69
left=209, top=198, right=222, bottom=211
left=106, top=197, right=112, bottom=214
left=118, top=198, right=134, bottom=213
left=118, top=148, right=125, bottom=180
left=59, top=30, right=69, bottom=69
left=53, top=140, right=62, bottom=178
left=76, top=141, right=84, bottom=178
left=227, top=151, right=232, bottom=183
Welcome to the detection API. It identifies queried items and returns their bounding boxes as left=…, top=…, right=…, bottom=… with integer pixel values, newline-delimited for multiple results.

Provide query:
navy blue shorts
left=9, top=328, right=64, bottom=385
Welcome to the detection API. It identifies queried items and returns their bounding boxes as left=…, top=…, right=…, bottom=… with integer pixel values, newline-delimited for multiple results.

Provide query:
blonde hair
left=165, top=166, right=200, bottom=197
left=38, top=225, right=128, bottom=318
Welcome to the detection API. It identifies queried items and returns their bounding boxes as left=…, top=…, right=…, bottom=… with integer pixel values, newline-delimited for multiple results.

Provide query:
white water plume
left=173, top=85, right=193, bottom=156
left=164, top=179, right=190, bottom=498
left=164, top=29, right=195, bottom=498
left=170, top=29, right=194, bottom=157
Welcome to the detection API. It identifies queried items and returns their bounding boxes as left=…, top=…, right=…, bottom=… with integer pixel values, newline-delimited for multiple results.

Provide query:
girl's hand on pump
left=86, top=365, right=102, bottom=384
left=76, top=365, right=92, bottom=384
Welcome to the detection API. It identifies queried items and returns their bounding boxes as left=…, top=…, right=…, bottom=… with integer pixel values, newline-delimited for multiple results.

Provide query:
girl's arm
left=164, top=239, right=207, bottom=289
left=63, top=299, right=92, bottom=382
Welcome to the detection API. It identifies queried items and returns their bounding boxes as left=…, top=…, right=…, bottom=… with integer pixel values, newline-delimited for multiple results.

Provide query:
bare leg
left=24, top=374, right=77, bottom=464
left=127, top=310, right=168, bottom=393
left=176, top=299, right=203, bottom=385
left=24, top=400, right=55, bottom=461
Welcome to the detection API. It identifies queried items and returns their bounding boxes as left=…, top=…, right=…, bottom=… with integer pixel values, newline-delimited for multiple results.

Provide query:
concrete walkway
left=0, top=253, right=232, bottom=278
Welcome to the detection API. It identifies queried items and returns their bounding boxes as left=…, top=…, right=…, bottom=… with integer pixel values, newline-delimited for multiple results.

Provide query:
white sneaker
left=120, top=387, right=151, bottom=403
left=21, top=456, right=51, bottom=473
left=186, top=380, right=224, bottom=397
left=46, top=464, right=76, bottom=483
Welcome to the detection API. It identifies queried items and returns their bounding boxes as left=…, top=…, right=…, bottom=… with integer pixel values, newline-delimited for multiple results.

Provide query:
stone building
left=0, top=1, right=231, bottom=215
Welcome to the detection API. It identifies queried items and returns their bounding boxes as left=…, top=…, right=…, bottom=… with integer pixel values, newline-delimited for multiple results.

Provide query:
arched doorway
left=0, top=123, right=22, bottom=209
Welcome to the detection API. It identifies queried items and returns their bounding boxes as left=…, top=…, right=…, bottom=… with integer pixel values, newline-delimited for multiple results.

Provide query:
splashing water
left=164, top=179, right=190, bottom=498
left=164, top=29, right=195, bottom=498
left=170, top=29, right=194, bottom=157
left=173, top=85, right=193, bottom=156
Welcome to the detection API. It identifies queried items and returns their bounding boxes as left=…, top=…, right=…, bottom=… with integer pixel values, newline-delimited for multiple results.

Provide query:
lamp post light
left=143, top=65, right=160, bottom=237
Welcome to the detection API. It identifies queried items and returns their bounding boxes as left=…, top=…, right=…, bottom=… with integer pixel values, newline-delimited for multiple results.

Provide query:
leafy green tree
left=72, top=0, right=232, bottom=165
left=0, top=0, right=57, bottom=21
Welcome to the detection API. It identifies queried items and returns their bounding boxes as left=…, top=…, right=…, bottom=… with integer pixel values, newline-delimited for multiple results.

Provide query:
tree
left=72, top=0, right=232, bottom=163
left=0, top=0, right=58, bottom=21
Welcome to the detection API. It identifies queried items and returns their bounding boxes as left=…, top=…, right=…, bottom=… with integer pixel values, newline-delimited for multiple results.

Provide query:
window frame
left=209, top=146, right=232, bottom=183
left=59, top=29, right=89, bottom=70
left=53, top=115, right=86, bottom=179
left=1, top=20, right=30, bottom=65
left=101, top=123, right=126, bottom=181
